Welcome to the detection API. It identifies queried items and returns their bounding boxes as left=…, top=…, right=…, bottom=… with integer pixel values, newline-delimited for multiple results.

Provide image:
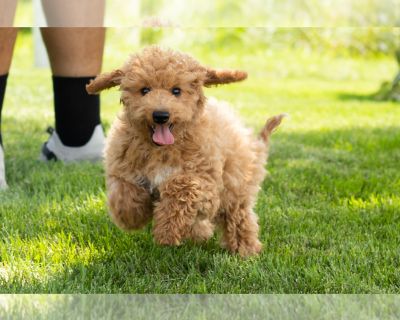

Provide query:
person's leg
left=40, top=28, right=105, bottom=76
left=0, top=28, right=17, bottom=142
left=39, top=0, right=105, bottom=161
left=41, top=0, right=105, bottom=27
left=0, top=0, right=17, bottom=27
left=40, top=27, right=106, bottom=161
left=41, top=27, right=105, bottom=144
left=0, top=28, right=17, bottom=145
left=40, top=0, right=106, bottom=161
left=0, top=27, right=17, bottom=189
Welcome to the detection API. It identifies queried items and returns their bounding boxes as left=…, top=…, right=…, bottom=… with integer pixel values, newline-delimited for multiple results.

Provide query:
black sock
left=0, top=73, right=8, bottom=147
left=52, top=76, right=100, bottom=147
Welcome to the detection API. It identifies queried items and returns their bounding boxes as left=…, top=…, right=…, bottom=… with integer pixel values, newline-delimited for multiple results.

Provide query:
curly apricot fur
left=89, top=46, right=284, bottom=257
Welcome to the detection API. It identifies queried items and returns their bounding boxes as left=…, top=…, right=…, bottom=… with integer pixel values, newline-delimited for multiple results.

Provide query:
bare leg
left=0, top=27, right=17, bottom=75
left=0, top=27, right=17, bottom=189
left=40, top=27, right=105, bottom=77
left=41, top=0, right=105, bottom=73
left=0, top=0, right=17, bottom=27
left=41, top=0, right=105, bottom=27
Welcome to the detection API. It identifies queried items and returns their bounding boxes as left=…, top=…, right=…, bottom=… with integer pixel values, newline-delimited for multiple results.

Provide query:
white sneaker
left=0, top=144, right=7, bottom=189
left=40, top=124, right=105, bottom=163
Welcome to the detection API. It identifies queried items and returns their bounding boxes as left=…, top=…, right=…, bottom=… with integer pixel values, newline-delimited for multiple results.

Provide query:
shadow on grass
left=1, top=125, right=399, bottom=293
left=336, top=83, right=400, bottom=102
left=264, top=125, right=400, bottom=202
left=336, top=93, right=377, bottom=102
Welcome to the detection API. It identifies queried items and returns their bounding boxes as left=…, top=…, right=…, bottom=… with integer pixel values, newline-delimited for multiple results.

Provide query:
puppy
left=87, top=46, right=284, bottom=257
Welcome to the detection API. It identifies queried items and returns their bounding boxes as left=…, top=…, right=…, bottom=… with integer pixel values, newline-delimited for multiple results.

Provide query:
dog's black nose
left=152, top=111, right=170, bottom=124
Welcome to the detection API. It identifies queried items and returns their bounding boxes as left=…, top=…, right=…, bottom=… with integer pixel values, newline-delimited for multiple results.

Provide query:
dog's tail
left=259, top=113, right=287, bottom=144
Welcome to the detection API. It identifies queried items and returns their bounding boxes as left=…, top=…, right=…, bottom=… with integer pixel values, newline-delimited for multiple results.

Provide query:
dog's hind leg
left=107, top=175, right=153, bottom=231
left=220, top=204, right=262, bottom=257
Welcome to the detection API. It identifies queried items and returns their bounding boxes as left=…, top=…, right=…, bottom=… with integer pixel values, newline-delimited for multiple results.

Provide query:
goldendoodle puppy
left=87, top=46, right=284, bottom=257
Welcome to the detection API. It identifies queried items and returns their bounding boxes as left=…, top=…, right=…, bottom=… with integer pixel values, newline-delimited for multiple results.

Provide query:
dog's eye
left=140, top=87, right=151, bottom=96
left=171, top=87, right=181, bottom=96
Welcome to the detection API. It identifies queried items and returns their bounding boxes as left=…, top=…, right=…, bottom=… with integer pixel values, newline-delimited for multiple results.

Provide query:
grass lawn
left=0, top=29, right=399, bottom=293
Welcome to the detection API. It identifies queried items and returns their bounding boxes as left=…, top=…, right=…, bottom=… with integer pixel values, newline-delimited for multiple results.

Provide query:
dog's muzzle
left=150, top=111, right=174, bottom=146
left=152, top=111, right=170, bottom=124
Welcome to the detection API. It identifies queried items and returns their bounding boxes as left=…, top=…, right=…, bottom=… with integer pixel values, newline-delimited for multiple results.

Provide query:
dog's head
left=87, top=46, right=247, bottom=146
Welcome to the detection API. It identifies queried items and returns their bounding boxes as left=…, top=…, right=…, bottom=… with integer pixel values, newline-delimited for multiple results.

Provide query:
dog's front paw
left=189, top=219, right=214, bottom=242
left=107, top=176, right=153, bottom=231
left=153, top=226, right=182, bottom=246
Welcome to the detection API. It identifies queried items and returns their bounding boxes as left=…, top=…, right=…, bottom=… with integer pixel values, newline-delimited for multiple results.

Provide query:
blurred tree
left=373, top=49, right=400, bottom=101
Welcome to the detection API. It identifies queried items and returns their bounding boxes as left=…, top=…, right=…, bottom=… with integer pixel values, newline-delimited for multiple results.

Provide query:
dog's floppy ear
left=204, top=69, right=247, bottom=87
left=86, top=69, right=125, bottom=95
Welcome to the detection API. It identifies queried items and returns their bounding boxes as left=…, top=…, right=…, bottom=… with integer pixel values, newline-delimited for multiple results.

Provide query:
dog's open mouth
left=150, top=123, right=174, bottom=146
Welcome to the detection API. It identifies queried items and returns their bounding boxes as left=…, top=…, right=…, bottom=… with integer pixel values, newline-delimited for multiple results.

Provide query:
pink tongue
left=153, top=124, right=174, bottom=145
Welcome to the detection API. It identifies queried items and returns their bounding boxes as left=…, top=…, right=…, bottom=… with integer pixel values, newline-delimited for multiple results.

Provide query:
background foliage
left=14, top=0, right=400, bottom=56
